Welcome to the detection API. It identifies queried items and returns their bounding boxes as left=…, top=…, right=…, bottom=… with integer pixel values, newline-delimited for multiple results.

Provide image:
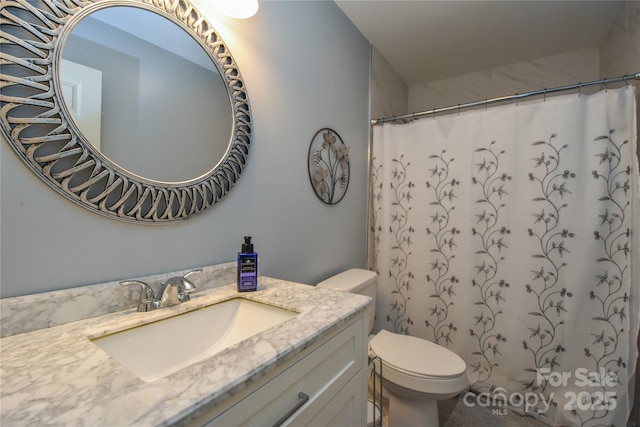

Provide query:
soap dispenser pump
left=237, top=236, right=258, bottom=292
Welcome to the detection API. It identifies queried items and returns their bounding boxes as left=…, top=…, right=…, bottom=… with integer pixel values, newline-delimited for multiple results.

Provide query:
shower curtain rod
left=370, top=72, right=640, bottom=126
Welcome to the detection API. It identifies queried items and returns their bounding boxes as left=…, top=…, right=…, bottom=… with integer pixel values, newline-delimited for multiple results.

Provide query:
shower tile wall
left=407, top=48, right=600, bottom=113
left=600, top=0, right=640, bottom=79
left=371, top=46, right=409, bottom=120
left=407, top=0, right=639, bottom=115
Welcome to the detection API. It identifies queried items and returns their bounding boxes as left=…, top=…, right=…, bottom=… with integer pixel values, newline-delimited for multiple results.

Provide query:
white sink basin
left=91, top=298, right=298, bottom=382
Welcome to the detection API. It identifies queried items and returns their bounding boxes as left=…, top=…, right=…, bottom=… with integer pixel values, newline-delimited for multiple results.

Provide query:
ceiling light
left=213, top=0, right=258, bottom=19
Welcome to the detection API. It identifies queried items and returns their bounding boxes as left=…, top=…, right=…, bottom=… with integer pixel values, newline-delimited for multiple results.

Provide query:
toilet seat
left=369, top=330, right=468, bottom=396
left=370, top=330, right=466, bottom=378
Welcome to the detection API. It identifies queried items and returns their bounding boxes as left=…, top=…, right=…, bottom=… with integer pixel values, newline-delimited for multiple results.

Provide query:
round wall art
left=308, top=128, right=350, bottom=204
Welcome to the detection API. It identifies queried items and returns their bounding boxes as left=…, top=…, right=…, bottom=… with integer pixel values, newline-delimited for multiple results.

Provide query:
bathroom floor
left=441, top=394, right=551, bottom=427
left=369, top=370, right=550, bottom=427
left=372, top=393, right=551, bottom=427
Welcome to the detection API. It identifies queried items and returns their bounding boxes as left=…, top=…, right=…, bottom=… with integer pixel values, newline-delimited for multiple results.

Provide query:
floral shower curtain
left=370, top=87, right=639, bottom=427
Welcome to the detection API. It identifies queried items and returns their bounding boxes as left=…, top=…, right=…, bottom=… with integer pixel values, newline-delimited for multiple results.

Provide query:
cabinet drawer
left=299, top=373, right=365, bottom=427
left=206, top=317, right=365, bottom=426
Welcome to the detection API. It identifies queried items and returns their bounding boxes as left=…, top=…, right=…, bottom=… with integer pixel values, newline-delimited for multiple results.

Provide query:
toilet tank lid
left=316, top=268, right=377, bottom=293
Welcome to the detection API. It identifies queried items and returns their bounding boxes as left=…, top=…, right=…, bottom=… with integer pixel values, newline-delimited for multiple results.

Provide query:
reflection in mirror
left=61, top=6, right=233, bottom=183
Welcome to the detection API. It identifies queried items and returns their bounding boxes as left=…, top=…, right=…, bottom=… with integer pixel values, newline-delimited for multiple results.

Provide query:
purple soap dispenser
left=237, top=236, right=258, bottom=292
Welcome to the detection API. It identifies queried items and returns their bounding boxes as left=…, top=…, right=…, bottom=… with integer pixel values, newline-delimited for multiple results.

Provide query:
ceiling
left=334, top=0, right=624, bottom=86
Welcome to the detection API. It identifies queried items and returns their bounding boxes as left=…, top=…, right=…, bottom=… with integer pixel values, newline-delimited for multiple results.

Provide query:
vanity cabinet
left=193, top=316, right=368, bottom=426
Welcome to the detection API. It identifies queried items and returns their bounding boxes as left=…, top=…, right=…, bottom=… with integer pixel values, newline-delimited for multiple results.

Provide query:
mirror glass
left=60, top=6, right=232, bottom=183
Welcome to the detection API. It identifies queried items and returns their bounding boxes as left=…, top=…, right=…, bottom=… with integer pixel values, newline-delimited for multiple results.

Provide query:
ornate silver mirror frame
left=0, top=0, right=251, bottom=223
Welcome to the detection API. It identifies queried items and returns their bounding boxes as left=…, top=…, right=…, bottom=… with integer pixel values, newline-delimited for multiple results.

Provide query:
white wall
left=0, top=0, right=371, bottom=298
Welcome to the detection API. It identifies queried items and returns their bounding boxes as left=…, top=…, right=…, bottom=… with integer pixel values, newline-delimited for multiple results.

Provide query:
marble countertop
left=0, top=277, right=370, bottom=426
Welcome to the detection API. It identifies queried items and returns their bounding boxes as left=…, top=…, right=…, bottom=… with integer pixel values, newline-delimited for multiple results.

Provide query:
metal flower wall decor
left=308, top=128, right=350, bottom=204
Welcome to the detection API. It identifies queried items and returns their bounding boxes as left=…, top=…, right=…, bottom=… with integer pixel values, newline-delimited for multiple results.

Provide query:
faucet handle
left=179, top=269, right=201, bottom=301
left=120, top=280, right=156, bottom=312
left=184, top=268, right=202, bottom=278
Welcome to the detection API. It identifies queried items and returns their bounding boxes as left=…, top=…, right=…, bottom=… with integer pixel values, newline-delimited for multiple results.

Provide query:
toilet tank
left=316, top=269, right=377, bottom=333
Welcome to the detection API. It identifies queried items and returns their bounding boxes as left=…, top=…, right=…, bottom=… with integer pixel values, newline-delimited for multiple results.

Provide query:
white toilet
left=317, top=268, right=468, bottom=427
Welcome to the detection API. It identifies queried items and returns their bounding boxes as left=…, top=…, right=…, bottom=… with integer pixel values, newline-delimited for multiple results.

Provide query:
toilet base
left=387, top=388, right=439, bottom=427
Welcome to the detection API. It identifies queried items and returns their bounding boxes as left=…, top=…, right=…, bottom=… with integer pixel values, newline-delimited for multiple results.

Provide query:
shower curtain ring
left=543, top=89, right=547, bottom=102
left=578, top=83, right=582, bottom=96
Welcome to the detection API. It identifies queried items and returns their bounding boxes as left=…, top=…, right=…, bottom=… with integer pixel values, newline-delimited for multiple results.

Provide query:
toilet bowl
left=317, top=269, right=468, bottom=427
left=369, top=330, right=468, bottom=426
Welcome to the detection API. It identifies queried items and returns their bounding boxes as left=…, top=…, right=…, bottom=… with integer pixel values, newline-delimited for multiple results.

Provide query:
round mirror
left=60, top=6, right=232, bottom=183
left=0, top=0, right=252, bottom=223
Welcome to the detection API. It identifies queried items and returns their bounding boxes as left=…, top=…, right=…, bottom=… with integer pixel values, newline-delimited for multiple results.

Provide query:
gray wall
left=0, top=1, right=371, bottom=298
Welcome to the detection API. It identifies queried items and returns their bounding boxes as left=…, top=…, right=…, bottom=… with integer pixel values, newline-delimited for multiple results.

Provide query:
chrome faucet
left=120, top=269, right=202, bottom=312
